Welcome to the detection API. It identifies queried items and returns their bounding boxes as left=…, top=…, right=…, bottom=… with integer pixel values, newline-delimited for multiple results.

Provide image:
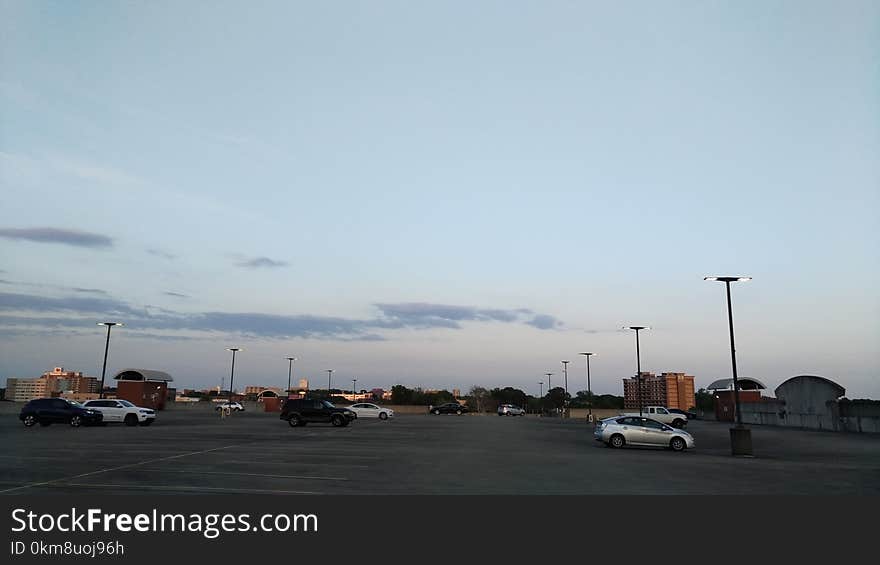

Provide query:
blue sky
left=1, top=1, right=878, bottom=397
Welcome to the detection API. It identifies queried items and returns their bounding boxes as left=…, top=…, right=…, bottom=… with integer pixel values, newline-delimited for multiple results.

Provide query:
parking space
left=1, top=410, right=878, bottom=494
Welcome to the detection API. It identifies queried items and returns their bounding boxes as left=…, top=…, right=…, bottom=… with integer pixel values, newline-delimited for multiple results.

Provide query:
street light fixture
left=226, top=348, right=242, bottom=402
left=705, top=275, right=753, bottom=456
left=561, top=360, right=570, bottom=417
left=623, top=326, right=650, bottom=417
left=285, top=357, right=297, bottom=396
left=579, top=352, right=596, bottom=422
left=97, top=322, right=123, bottom=399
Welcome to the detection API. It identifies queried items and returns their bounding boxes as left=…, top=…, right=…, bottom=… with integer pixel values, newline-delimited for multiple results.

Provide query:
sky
left=1, top=1, right=878, bottom=398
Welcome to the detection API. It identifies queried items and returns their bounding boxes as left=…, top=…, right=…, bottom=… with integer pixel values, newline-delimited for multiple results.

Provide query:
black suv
left=19, top=398, right=104, bottom=428
left=431, top=402, right=469, bottom=415
left=280, top=398, right=356, bottom=427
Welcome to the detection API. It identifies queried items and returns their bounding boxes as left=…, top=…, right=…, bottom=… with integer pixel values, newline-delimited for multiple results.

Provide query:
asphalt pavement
left=1, top=409, right=878, bottom=494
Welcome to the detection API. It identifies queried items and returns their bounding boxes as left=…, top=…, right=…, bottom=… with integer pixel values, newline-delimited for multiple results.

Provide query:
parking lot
left=1, top=409, right=878, bottom=495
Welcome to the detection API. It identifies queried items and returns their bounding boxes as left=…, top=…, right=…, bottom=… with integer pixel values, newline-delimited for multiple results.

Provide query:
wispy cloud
left=235, top=256, right=288, bottom=269
left=147, top=248, right=177, bottom=260
left=72, top=287, right=108, bottom=295
left=163, top=291, right=190, bottom=299
left=0, top=293, right=564, bottom=340
left=0, top=227, right=113, bottom=248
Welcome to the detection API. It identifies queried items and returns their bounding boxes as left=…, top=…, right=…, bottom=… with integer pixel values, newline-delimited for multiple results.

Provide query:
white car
left=594, top=416, right=695, bottom=452
left=498, top=404, right=526, bottom=416
left=215, top=401, right=245, bottom=412
left=82, top=399, right=156, bottom=426
left=347, top=403, right=394, bottom=420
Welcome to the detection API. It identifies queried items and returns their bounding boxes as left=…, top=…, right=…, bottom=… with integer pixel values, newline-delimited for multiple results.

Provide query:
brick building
left=623, top=372, right=696, bottom=410
left=5, top=367, right=99, bottom=402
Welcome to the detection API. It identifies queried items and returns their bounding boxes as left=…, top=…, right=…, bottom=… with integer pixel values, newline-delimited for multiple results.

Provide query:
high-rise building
left=5, top=367, right=99, bottom=402
left=298, top=378, right=309, bottom=390
left=623, top=372, right=696, bottom=410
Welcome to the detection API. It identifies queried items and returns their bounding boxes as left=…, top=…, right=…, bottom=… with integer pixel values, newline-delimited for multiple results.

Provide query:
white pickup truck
left=620, top=406, right=688, bottom=428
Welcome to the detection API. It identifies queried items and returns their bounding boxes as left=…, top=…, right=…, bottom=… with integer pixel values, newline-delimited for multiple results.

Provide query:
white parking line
left=139, top=469, right=349, bottom=481
left=0, top=444, right=243, bottom=494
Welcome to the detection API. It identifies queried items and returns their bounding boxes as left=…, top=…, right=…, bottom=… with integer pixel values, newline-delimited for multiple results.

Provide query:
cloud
left=525, top=314, right=563, bottom=330
left=0, top=292, right=564, bottom=340
left=0, top=227, right=113, bottom=248
left=374, top=302, right=558, bottom=330
left=235, top=256, right=288, bottom=269
left=71, top=288, right=108, bottom=295
left=147, top=248, right=177, bottom=260
left=163, top=291, right=190, bottom=299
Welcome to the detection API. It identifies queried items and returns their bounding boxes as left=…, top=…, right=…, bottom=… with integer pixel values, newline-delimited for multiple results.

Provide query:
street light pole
left=352, top=378, right=357, bottom=398
left=545, top=372, right=553, bottom=415
left=705, top=276, right=753, bottom=456
left=579, top=352, right=595, bottom=422
left=286, top=357, right=297, bottom=396
left=226, top=348, right=241, bottom=402
left=561, top=360, right=570, bottom=417
left=624, top=326, right=649, bottom=417
left=97, top=322, right=123, bottom=399
left=326, top=369, right=333, bottom=394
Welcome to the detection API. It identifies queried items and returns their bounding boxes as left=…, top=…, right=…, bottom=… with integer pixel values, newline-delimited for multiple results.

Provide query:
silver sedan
left=594, top=416, right=695, bottom=452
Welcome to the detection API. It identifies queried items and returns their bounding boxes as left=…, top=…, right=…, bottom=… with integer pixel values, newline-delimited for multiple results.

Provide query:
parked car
left=498, top=404, right=526, bottom=416
left=82, top=399, right=156, bottom=426
left=347, top=403, right=394, bottom=420
left=620, top=406, right=688, bottom=428
left=668, top=408, right=698, bottom=421
left=19, top=398, right=104, bottom=428
left=594, top=416, right=694, bottom=452
left=214, top=401, right=245, bottom=412
left=280, top=398, right=356, bottom=427
left=430, top=403, right=469, bottom=415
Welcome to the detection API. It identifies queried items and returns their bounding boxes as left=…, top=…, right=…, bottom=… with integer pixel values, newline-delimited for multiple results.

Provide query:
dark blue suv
left=19, top=398, right=104, bottom=428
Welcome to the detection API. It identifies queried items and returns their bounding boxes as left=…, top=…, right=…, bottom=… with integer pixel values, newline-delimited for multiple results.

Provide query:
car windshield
left=322, top=401, right=336, bottom=408
left=68, top=400, right=84, bottom=408
left=118, top=400, right=135, bottom=407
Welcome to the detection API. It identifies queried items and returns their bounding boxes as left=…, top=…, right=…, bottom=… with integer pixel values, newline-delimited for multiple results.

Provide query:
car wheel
left=379, top=412, right=388, bottom=420
left=433, top=409, right=440, bottom=415
left=672, top=419, right=686, bottom=429
left=124, top=414, right=139, bottom=427
left=609, top=434, right=625, bottom=448
left=331, top=415, right=345, bottom=427
left=456, top=410, right=462, bottom=415
left=288, top=415, right=301, bottom=427
left=23, top=415, right=37, bottom=427
left=69, top=415, right=82, bottom=428
left=670, top=437, right=686, bottom=452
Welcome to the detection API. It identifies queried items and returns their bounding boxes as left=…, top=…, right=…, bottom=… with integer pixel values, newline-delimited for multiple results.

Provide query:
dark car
left=668, top=408, right=698, bottom=420
left=19, top=398, right=104, bottom=428
left=431, top=402, right=469, bottom=415
left=280, top=398, right=356, bottom=427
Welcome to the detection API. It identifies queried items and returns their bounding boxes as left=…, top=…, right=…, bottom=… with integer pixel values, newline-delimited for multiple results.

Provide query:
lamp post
left=561, top=360, right=570, bottom=417
left=579, top=352, right=595, bottom=422
left=97, top=322, right=123, bottom=399
left=545, top=372, right=553, bottom=415
left=705, top=276, right=753, bottom=456
left=326, top=369, right=333, bottom=394
left=286, top=357, right=297, bottom=396
left=624, top=326, right=649, bottom=417
left=226, top=348, right=241, bottom=402
left=538, top=381, right=544, bottom=398
left=352, top=378, right=357, bottom=398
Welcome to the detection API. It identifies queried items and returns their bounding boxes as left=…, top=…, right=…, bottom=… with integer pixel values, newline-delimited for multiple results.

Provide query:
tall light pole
left=286, top=357, right=297, bottom=396
left=97, top=322, right=123, bottom=399
left=326, top=369, right=333, bottom=394
left=579, top=352, right=596, bottom=422
left=705, top=276, right=753, bottom=456
left=352, top=378, right=357, bottom=397
left=561, top=360, right=570, bottom=417
left=226, top=348, right=241, bottom=401
left=538, top=381, right=544, bottom=398
left=545, top=372, right=553, bottom=414
left=624, top=326, right=649, bottom=417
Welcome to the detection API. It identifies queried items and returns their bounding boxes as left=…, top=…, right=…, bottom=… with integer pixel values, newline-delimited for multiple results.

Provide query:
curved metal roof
left=775, top=375, right=845, bottom=398
left=113, top=368, right=174, bottom=382
left=706, top=377, right=766, bottom=391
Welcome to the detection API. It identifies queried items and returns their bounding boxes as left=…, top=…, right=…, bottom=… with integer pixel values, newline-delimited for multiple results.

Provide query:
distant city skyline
left=1, top=2, right=877, bottom=397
